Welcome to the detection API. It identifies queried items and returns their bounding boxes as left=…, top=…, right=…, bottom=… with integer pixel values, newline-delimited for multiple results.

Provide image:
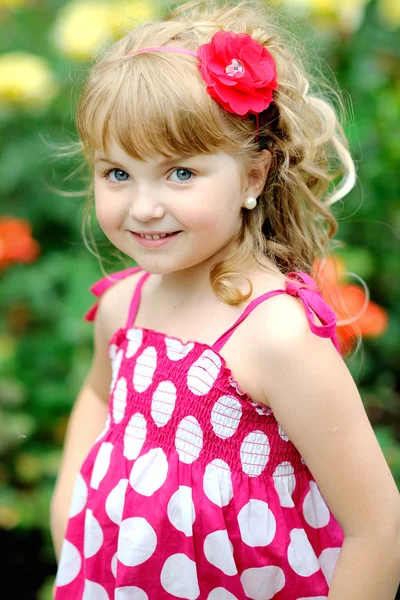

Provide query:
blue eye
left=105, top=169, right=129, bottom=182
left=170, top=168, right=194, bottom=183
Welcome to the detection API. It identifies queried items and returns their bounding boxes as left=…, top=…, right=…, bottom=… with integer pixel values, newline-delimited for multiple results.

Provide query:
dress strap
left=84, top=266, right=143, bottom=322
left=125, top=271, right=151, bottom=329
left=211, top=271, right=342, bottom=356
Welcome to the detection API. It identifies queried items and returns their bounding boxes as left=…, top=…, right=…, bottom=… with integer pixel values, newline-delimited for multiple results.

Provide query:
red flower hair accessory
left=125, top=30, right=279, bottom=140
left=197, top=30, right=278, bottom=118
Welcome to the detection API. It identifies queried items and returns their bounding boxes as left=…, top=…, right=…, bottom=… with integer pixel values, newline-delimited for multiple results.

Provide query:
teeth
left=139, top=233, right=168, bottom=240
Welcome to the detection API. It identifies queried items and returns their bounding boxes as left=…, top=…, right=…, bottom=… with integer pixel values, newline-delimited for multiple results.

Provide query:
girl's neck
left=147, top=255, right=281, bottom=308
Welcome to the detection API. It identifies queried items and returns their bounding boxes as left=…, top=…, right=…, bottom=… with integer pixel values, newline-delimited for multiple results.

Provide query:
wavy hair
left=59, top=0, right=365, bottom=357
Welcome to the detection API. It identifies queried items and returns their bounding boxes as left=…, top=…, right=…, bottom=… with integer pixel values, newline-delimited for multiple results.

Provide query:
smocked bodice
left=106, top=325, right=305, bottom=478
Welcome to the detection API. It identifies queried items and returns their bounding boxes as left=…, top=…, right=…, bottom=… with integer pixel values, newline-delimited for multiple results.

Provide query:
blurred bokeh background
left=0, top=0, right=399, bottom=598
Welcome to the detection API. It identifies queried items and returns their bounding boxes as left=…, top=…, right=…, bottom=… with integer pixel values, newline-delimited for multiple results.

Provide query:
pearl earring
left=244, top=196, right=257, bottom=210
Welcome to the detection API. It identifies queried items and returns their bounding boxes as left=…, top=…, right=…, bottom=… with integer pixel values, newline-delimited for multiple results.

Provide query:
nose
left=128, top=184, right=166, bottom=222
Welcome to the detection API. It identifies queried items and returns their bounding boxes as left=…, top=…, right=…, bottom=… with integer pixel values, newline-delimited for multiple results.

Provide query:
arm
left=50, top=294, right=112, bottom=562
left=255, top=295, right=400, bottom=600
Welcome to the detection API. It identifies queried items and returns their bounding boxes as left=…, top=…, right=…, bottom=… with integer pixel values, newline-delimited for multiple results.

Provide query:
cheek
left=94, top=190, right=122, bottom=230
left=95, top=200, right=110, bottom=226
left=193, top=180, right=241, bottom=229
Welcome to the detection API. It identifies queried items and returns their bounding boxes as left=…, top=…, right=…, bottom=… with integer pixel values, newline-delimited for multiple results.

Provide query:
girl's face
left=94, top=138, right=259, bottom=275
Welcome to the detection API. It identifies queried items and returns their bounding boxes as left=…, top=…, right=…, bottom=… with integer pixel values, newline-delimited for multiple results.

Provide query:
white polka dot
left=69, top=472, right=88, bottom=518
left=113, top=377, right=127, bottom=424
left=278, top=424, right=289, bottom=441
left=126, top=327, right=143, bottom=359
left=238, top=499, right=276, bottom=547
left=165, top=337, right=194, bottom=361
left=84, top=509, right=104, bottom=558
left=303, top=481, right=330, bottom=528
left=111, top=552, right=117, bottom=577
left=167, top=486, right=196, bottom=536
left=109, top=343, right=117, bottom=360
left=207, top=589, right=238, bottom=600
left=160, top=554, right=200, bottom=599
left=240, top=566, right=285, bottom=600
left=287, top=528, right=320, bottom=577
left=90, top=442, right=113, bottom=489
left=203, top=459, right=233, bottom=507
left=82, top=580, right=109, bottom=599
left=56, top=540, right=81, bottom=586
left=133, top=346, right=157, bottom=392
left=105, top=478, right=128, bottom=525
left=240, top=431, right=270, bottom=477
left=211, top=395, right=242, bottom=439
left=297, top=597, right=327, bottom=600
left=319, top=547, right=341, bottom=585
left=151, top=380, right=177, bottom=427
left=115, top=586, right=149, bottom=599
left=272, top=462, right=294, bottom=477
left=204, top=530, right=237, bottom=576
left=273, top=462, right=296, bottom=508
left=118, top=517, right=157, bottom=567
left=110, top=347, right=124, bottom=391
left=123, top=413, right=147, bottom=460
left=94, top=413, right=111, bottom=444
left=187, top=349, right=221, bottom=395
left=175, top=415, right=203, bottom=464
left=129, top=448, right=168, bottom=496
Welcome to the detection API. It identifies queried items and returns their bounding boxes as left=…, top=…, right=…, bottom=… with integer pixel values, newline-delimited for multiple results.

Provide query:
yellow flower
left=306, top=0, right=368, bottom=11
left=283, top=0, right=368, bottom=32
left=0, top=0, right=28, bottom=7
left=378, top=0, right=400, bottom=28
left=53, top=0, right=158, bottom=61
left=110, top=0, right=158, bottom=36
left=53, top=1, right=112, bottom=61
left=309, top=0, right=335, bottom=10
left=0, top=52, right=58, bottom=111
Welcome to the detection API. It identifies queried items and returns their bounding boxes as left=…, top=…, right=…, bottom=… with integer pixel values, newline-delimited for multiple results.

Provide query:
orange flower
left=313, top=256, right=389, bottom=355
left=0, top=216, right=40, bottom=269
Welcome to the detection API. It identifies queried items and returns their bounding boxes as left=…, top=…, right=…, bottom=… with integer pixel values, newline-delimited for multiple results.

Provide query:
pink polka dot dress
left=55, top=267, right=344, bottom=600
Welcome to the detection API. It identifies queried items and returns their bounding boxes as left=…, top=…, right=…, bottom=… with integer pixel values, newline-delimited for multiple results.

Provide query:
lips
left=134, top=231, right=180, bottom=236
left=130, top=230, right=182, bottom=247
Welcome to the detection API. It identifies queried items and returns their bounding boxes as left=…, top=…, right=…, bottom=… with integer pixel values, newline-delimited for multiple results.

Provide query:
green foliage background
left=0, top=1, right=399, bottom=598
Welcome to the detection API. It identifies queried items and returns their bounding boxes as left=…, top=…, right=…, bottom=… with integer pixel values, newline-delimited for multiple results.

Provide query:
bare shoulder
left=96, top=269, right=144, bottom=343
left=250, top=270, right=326, bottom=340
left=246, top=272, right=336, bottom=405
left=245, top=271, right=318, bottom=339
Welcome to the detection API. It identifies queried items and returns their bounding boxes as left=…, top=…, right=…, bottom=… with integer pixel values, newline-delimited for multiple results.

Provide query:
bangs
left=77, top=53, right=241, bottom=161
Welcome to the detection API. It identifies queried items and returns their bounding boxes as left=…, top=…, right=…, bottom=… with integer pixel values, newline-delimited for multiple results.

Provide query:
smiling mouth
left=132, top=231, right=181, bottom=240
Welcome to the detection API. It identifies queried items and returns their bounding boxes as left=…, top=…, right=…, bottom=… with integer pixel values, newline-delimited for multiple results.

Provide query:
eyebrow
left=94, top=155, right=186, bottom=167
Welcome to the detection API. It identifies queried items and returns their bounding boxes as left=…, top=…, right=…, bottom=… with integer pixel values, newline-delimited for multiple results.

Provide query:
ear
left=244, top=149, right=272, bottom=198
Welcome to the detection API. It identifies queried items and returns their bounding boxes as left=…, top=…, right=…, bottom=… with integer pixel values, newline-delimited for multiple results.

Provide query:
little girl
left=50, top=0, right=400, bottom=598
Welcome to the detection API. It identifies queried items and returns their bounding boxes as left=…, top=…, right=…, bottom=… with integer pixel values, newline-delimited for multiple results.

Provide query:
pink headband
left=124, top=31, right=279, bottom=145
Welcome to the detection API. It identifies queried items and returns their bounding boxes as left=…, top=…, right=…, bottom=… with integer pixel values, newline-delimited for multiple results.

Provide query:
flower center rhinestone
left=225, top=58, right=245, bottom=78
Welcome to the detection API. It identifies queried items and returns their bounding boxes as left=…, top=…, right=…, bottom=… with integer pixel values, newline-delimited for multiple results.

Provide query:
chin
left=131, top=260, right=176, bottom=275
left=137, top=256, right=205, bottom=276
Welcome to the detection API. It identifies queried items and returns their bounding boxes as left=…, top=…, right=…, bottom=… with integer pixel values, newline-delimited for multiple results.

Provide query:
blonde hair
left=60, top=0, right=364, bottom=357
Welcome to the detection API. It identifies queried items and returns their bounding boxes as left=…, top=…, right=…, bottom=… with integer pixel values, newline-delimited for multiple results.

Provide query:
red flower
left=313, top=256, right=389, bottom=356
left=197, top=31, right=278, bottom=117
left=0, top=216, right=40, bottom=270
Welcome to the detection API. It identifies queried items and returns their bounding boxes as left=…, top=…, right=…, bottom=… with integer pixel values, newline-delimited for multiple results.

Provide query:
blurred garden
left=0, top=0, right=399, bottom=598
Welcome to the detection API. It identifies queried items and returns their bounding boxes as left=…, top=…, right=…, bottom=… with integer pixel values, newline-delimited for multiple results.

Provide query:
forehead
left=94, top=140, right=235, bottom=167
